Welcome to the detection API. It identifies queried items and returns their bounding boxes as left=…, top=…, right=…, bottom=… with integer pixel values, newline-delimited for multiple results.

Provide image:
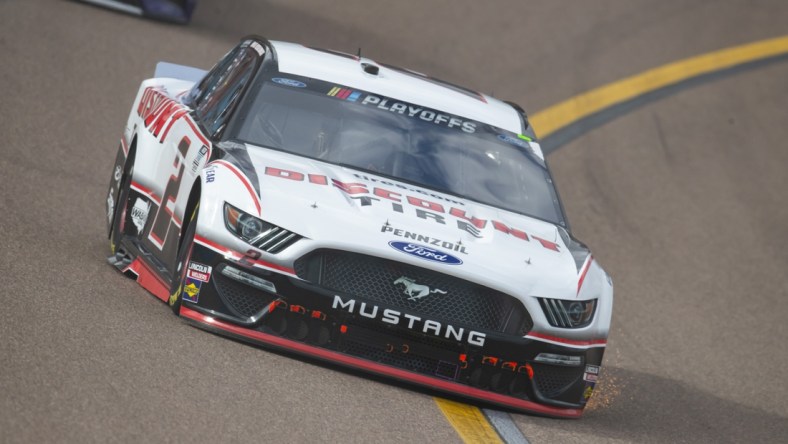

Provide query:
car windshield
left=235, top=78, right=565, bottom=225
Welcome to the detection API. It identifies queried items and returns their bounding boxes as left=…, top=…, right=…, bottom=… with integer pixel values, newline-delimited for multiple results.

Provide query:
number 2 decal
left=148, top=136, right=190, bottom=250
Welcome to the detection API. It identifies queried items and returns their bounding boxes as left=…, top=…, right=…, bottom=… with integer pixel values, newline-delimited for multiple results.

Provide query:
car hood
left=241, top=145, right=582, bottom=300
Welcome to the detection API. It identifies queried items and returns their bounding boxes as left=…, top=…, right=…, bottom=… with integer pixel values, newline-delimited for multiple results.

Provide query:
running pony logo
left=394, top=276, right=447, bottom=301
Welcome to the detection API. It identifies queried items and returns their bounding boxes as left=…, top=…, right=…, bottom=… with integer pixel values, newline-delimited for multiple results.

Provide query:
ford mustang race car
left=105, top=36, right=613, bottom=418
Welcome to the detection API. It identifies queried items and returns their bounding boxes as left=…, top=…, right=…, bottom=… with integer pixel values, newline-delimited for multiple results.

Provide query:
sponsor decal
left=191, top=145, right=209, bottom=173
left=388, top=241, right=463, bottom=265
left=249, top=41, right=265, bottom=56
left=332, top=295, right=486, bottom=346
left=187, top=261, right=212, bottom=283
left=362, top=94, right=476, bottom=133
left=130, top=198, right=151, bottom=234
left=136, top=87, right=189, bottom=142
left=327, top=86, right=362, bottom=102
left=497, top=133, right=528, bottom=148
left=114, top=165, right=122, bottom=182
left=583, top=364, right=600, bottom=382
left=393, top=276, right=447, bottom=301
left=581, top=384, right=594, bottom=404
left=325, top=86, right=477, bottom=133
left=272, top=77, right=307, bottom=88
left=460, top=223, right=483, bottom=238
left=182, top=278, right=201, bottom=303
left=205, top=167, right=216, bottom=183
left=262, top=165, right=562, bottom=252
left=106, top=189, right=115, bottom=224
left=382, top=224, right=468, bottom=254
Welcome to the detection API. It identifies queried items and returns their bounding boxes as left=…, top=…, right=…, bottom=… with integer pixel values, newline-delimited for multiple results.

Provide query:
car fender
left=195, top=160, right=265, bottom=258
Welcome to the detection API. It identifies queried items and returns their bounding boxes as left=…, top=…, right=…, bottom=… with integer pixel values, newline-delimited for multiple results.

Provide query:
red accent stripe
left=120, top=137, right=129, bottom=156
left=527, top=331, right=607, bottom=347
left=184, top=115, right=210, bottom=147
left=130, top=181, right=162, bottom=205
left=338, top=88, right=351, bottom=99
left=160, top=108, right=188, bottom=142
left=194, top=234, right=296, bottom=275
left=211, top=160, right=262, bottom=216
left=193, top=234, right=239, bottom=259
left=148, top=230, right=165, bottom=248
left=179, top=306, right=583, bottom=418
left=577, top=255, right=593, bottom=295
left=127, top=258, right=170, bottom=302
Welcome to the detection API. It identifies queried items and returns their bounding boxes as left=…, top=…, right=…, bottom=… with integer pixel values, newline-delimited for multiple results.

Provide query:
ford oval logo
left=272, top=77, right=306, bottom=88
left=388, top=241, right=463, bottom=265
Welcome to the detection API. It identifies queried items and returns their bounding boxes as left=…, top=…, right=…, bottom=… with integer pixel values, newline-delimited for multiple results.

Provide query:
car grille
left=531, top=362, right=584, bottom=398
left=343, top=320, right=462, bottom=380
left=294, top=249, right=532, bottom=335
left=213, top=269, right=277, bottom=321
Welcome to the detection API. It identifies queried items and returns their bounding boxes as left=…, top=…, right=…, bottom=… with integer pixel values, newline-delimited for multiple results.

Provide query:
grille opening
left=213, top=267, right=277, bottom=321
left=531, top=362, right=583, bottom=398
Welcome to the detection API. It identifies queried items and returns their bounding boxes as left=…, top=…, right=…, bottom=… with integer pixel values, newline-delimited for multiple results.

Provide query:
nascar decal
left=497, top=134, right=529, bottom=148
left=327, top=86, right=362, bottom=101
left=182, top=261, right=212, bottom=303
left=191, top=145, right=209, bottom=173
left=580, top=382, right=595, bottom=405
left=240, top=40, right=266, bottom=56
left=186, top=261, right=212, bottom=282
left=264, top=166, right=561, bottom=252
left=106, top=189, right=115, bottom=225
left=382, top=223, right=468, bottom=254
left=584, top=364, right=600, bottom=383
left=182, top=280, right=201, bottom=303
left=326, top=85, right=477, bottom=133
left=580, top=365, right=599, bottom=404
left=130, top=198, right=151, bottom=234
left=137, top=87, right=189, bottom=143
left=205, top=165, right=216, bottom=183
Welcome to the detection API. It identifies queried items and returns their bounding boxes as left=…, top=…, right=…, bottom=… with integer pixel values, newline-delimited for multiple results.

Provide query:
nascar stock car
left=105, top=36, right=613, bottom=417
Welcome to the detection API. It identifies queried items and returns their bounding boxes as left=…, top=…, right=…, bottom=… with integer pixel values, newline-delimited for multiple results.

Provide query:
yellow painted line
left=435, top=398, right=503, bottom=443
left=436, top=34, right=788, bottom=444
left=529, top=34, right=788, bottom=138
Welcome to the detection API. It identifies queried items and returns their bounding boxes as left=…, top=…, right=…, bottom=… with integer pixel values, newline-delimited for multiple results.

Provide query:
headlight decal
left=223, top=203, right=303, bottom=254
left=538, top=297, right=597, bottom=329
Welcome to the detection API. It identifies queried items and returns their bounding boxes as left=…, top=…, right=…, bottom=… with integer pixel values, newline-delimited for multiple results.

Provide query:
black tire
left=169, top=203, right=199, bottom=315
left=109, top=151, right=135, bottom=254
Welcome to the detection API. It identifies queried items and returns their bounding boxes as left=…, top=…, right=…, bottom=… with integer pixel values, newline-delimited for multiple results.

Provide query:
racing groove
left=1, top=0, right=787, bottom=442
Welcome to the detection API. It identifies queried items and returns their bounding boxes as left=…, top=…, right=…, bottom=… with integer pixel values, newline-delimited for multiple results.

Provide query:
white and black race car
left=106, top=36, right=613, bottom=418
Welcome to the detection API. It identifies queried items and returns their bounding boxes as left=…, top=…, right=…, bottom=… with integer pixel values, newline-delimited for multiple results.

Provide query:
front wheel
left=169, top=203, right=199, bottom=315
left=109, top=152, right=134, bottom=254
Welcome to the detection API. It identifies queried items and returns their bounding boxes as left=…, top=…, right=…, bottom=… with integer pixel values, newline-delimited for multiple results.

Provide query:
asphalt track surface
left=1, top=1, right=787, bottom=442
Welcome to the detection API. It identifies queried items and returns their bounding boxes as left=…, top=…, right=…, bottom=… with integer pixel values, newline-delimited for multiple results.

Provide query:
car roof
left=270, top=40, right=523, bottom=134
